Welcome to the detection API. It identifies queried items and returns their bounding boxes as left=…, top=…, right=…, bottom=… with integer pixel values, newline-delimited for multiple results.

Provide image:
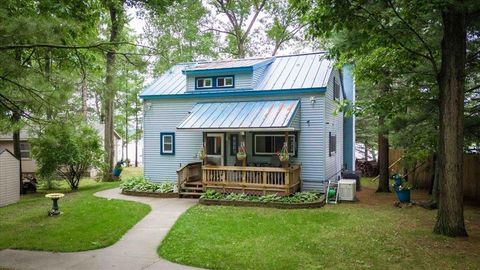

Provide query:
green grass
left=0, top=173, right=150, bottom=252
left=120, top=166, right=143, bottom=179
left=159, top=188, right=480, bottom=270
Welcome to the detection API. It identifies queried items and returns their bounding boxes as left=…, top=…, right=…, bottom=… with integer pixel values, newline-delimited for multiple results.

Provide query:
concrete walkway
left=0, top=188, right=203, bottom=270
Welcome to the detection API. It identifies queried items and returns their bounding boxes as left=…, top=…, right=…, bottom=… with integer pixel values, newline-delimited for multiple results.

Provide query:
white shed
left=0, top=149, right=20, bottom=207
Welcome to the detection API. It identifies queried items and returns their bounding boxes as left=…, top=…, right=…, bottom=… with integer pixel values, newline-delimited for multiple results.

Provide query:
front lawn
left=159, top=186, right=480, bottom=270
left=0, top=177, right=150, bottom=252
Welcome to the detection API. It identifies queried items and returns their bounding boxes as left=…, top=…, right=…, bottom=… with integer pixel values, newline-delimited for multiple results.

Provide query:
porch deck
left=177, top=162, right=301, bottom=197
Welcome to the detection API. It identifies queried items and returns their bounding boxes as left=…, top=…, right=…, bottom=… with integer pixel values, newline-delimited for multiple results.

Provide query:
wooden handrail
left=177, top=162, right=203, bottom=189
left=202, top=164, right=301, bottom=196
left=177, top=162, right=202, bottom=173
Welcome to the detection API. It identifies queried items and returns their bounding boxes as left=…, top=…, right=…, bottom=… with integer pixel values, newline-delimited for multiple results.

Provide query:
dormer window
left=217, top=76, right=234, bottom=88
left=196, top=78, right=212, bottom=89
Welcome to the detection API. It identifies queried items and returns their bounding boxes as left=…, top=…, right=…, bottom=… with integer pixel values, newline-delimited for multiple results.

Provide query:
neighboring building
left=140, top=52, right=355, bottom=195
left=0, top=124, right=122, bottom=179
left=0, top=149, right=20, bottom=207
left=0, top=130, right=37, bottom=178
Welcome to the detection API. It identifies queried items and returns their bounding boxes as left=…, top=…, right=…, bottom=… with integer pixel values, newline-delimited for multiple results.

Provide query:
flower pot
left=279, top=155, right=289, bottom=162
left=112, top=168, right=122, bottom=177
left=395, top=189, right=411, bottom=203
left=237, top=153, right=247, bottom=161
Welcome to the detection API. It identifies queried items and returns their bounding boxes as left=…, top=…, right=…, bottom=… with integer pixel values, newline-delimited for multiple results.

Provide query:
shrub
left=120, top=177, right=175, bottom=193
left=200, top=190, right=320, bottom=204
left=31, top=119, right=103, bottom=191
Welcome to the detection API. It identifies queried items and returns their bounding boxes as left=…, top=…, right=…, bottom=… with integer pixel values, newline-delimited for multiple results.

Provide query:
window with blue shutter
left=160, top=133, right=175, bottom=155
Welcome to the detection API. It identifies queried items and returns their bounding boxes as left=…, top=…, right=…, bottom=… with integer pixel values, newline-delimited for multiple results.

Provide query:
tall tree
left=433, top=2, right=468, bottom=236
left=210, top=0, right=267, bottom=58
left=294, top=0, right=479, bottom=236
left=144, top=0, right=216, bottom=74
left=102, top=0, right=126, bottom=181
left=265, top=1, right=305, bottom=56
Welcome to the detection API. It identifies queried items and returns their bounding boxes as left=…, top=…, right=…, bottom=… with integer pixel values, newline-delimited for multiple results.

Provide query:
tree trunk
left=11, top=111, right=22, bottom=192
left=102, top=0, right=124, bottom=181
left=125, top=97, right=128, bottom=164
left=433, top=3, right=467, bottom=237
left=134, top=100, right=139, bottom=167
left=377, top=84, right=390, bottom=193
left=364, top=141, right=368, bottom=160
left=81, top=82, right=88, bottom=116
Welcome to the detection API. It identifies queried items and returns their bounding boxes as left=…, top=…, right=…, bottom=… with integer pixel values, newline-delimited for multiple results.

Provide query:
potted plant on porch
left=278, top=142, right=289, bottom=168
left=236, top=142, right=247, bottom=161
left=197, top=144, right=207, bottom=161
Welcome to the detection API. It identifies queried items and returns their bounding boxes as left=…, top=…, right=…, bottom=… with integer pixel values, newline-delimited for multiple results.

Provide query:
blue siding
left=324, top=69, right=344, bottom=187
left=143, top=94, right=327, bottom=187
left=342, top=65, right=355, bottom=171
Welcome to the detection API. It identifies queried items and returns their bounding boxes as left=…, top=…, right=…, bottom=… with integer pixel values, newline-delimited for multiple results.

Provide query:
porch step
left=181, top=186, right=203, bottom=191
left=184, top=181, right=203, bottom=188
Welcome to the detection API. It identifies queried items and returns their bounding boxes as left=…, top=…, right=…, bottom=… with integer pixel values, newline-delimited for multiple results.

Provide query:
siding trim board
left=140, top=87, right=327, bottom=100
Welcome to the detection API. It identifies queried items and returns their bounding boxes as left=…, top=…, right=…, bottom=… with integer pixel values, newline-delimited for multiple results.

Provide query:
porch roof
left=177, top=100, right=300, bottom=131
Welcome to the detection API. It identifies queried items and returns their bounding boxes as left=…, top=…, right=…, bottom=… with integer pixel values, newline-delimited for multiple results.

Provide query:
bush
left=200, top=190, right=320, bottom=204
left=120, top=177, right=175, bottom=193
left=31, top=119, right=103, bottom=191
left=37, top=178, right=61, bottom=190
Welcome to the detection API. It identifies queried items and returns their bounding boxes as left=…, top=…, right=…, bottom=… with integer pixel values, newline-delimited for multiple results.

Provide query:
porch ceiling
left=177, top=100, right=300, bottom=131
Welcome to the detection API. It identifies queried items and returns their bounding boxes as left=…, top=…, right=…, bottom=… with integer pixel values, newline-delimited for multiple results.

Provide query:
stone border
left=121, top=190, right=178, bottom=198
left=199, top=196, right=325, bottom=209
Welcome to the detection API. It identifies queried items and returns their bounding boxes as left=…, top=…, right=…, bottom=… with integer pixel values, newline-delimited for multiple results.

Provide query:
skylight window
left=216, top=76, right=234, bottom=88
left=196, top=78, right=212, bottom=89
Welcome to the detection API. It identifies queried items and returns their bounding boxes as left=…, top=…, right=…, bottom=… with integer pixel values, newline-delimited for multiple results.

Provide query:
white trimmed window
left=160, top=133, right=175, bottom=155
left=20, top=142, right=31, bottom=159
left=196, top=78, right=212, bottom=89
left=216, top=76, right=233, bottom=88
left=254, top=134, right=296, bottom=156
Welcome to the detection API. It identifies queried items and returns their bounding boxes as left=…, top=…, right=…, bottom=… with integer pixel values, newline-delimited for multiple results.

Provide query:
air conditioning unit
left=338, top=179, right=357, bottom=201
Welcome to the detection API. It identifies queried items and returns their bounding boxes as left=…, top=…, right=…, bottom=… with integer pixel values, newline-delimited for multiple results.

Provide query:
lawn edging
left=199, top=196, right=325, bottom=209
left=121, top=190, right=178, bottom=198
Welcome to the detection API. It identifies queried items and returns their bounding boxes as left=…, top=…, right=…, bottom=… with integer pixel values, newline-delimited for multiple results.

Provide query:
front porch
left=175, top=100, right=302, bottom=197
left=177, top=162, right=301, bottom=197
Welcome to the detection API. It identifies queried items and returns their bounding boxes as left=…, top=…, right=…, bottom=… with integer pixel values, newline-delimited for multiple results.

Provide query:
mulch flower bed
left=199, top=196, right=325, bottom=209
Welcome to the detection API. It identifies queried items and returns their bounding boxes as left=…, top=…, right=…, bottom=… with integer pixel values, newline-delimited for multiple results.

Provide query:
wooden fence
left=389, top=149, right=480, bottom=202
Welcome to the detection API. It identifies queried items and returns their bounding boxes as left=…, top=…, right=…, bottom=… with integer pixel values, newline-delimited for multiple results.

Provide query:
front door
left=206, top=133, right=224, bottom=165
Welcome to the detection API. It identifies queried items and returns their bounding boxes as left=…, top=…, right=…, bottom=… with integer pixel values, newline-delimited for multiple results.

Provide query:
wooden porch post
left=203, top=132, right=207, bottom=166
left=242, top=132, right=246, bottom=167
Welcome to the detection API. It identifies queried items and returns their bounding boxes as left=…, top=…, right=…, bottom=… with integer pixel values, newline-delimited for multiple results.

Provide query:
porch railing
left=177, top=162, right=203, bottom=188
left=202, top=164, right=301, bottom=196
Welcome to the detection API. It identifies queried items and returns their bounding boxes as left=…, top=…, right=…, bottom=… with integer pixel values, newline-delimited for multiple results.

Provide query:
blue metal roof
left=183, top=58, right=273, bottom=75
left=140, top=52, right=333, bottom=98
left=177, top=100, right=300, bottom=130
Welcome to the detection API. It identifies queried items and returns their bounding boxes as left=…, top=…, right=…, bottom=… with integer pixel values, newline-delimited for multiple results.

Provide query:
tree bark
left=377, top=84, right=390, bottom=193
left=364, top=141, right=368, bottom=160
left=11, top=111, right=22, bottom=192
left=125, top=100, right=128, bottom=164
left=102, top=0, right=124, bottom=181
left=134, top=100, right=139, bottom=167
left=433, top=3, right=468, bottom=237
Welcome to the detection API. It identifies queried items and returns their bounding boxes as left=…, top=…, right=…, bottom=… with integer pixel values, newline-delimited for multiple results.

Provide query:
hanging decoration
left=197, top=144, right=207, bottom=160
left=236, top=141, right=247, bottom=161
left=278, top=142, right=290, bottom=162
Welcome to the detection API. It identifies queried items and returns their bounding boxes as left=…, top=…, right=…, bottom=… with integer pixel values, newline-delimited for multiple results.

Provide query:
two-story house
left=140, top=52, right=355, bottom=196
